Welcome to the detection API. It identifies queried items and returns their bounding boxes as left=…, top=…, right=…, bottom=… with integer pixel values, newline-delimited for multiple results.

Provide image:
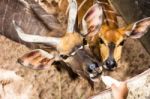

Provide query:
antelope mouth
left=103, top=60, right=117, bottom=71
left=89, top=66, right=103, bottom=81
left=90, top=72, right=102, bottom=82
left=90, top=72, right=102, bottom=79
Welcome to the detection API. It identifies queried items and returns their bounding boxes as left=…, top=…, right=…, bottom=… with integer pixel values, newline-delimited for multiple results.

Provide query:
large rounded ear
left=125, top=17, right=150, bottom=39
left=18, top=49, right=58, bottom=70
left=80, top=3, right=103, bottom=36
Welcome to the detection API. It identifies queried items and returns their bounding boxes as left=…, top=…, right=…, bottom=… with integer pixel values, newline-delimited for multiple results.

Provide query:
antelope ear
left=67, top=0, right=78, bottom=33
left=80, top=3, right=103, bottom=36
left=18, top=49, right=56, bottom=70
left=125, top=17, right=150, bottom=39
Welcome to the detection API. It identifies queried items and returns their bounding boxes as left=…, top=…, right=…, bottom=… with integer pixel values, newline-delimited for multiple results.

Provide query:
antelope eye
left=99, top=38, right=105, bottom=44
left=119, top=40, right=125, bottom=45
left=83, top=38, right=87, bottom=45
left=60, top=54, right=69, bottom=59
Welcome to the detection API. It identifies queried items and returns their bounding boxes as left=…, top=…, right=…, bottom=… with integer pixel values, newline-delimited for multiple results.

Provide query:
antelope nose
left=105, top=59, right=117, bottom=70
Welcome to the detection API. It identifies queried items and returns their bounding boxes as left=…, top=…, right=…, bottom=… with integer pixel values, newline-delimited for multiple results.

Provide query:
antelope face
left=80, top=0, right=150, bottom=70
left=58, top=34, right=103, bottom=80
left=64, top=49, right=103, bottom=81
left=99, top=16, right=150, bottom=70
left=99, top=27, right=125, bottom=70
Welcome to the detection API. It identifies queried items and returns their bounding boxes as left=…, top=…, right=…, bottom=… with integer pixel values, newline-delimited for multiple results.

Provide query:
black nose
left=105, top=59, right=117, bottom=70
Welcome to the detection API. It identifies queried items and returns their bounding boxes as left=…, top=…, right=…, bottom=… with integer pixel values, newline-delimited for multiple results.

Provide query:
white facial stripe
left=78, top=46, right=83, bottom=49
left=70, top=46, right=83, bottom=56
left=71, top=51, right=76, bottom=56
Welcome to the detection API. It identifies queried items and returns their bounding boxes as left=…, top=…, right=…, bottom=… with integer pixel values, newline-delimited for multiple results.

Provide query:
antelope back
left=98, top=0, right=118, bottom=29
left=0, top=0, right=64, bottom=48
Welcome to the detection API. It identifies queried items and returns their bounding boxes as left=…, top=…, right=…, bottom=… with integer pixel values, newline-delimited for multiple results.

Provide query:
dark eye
left=119, top=40, right=125, bottom=45
left=83, top=38, right=87, bottom=45
left=99, top=38, right=105, bottom=44
left=60, top=54, right=69, bottom=59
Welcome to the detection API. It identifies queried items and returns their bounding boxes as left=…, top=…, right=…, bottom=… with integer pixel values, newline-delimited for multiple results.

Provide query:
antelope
left=0, top=0, right=103, bottom=88
left=79, top=0, right=150, bottom=70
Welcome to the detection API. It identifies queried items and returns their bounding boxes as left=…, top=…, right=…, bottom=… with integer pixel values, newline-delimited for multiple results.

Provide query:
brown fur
left=85, top=0, right=150, bottom=69
left=98, top=23, right=125, bottom=62
left=58, top=32, right=83, bottom=55
left=83, top=0, right=124, bottom=64
left=99, top=0, right=118, bottom=29
left=9, top=0, right=101, bottom=88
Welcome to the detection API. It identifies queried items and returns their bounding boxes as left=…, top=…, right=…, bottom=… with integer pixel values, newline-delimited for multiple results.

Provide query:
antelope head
left=13, top=0, right=103, bottom=87
left=80, top=0, right=150, bottom=70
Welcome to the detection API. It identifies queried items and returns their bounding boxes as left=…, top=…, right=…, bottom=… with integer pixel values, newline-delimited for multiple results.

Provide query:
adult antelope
left=79, top=0, right=150, bottom=70
left=0, top=0, right=104, bottom=88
